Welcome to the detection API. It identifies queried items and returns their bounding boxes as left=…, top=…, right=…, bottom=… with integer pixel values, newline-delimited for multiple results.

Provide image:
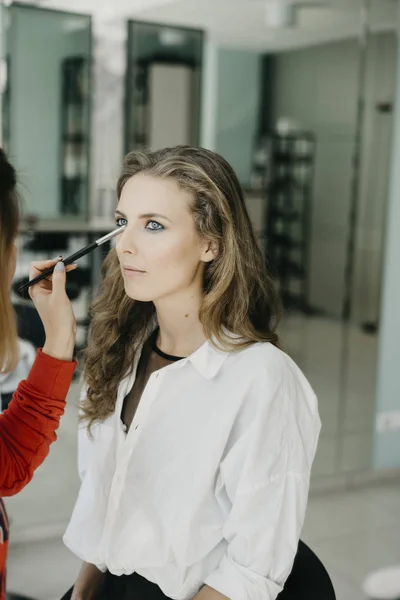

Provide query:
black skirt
left=61, top=571, right=172, bottom=600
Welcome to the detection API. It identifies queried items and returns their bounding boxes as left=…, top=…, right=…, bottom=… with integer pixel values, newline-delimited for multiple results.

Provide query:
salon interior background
left=1, top=0, right=400, bottom=490
left=3, top=2, right=400, bottom=599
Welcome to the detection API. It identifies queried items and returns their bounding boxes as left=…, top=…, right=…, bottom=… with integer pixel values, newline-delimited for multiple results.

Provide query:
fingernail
left=52, top=255, right=63, bottom=261
left=54, top=261, right=65, bottom=272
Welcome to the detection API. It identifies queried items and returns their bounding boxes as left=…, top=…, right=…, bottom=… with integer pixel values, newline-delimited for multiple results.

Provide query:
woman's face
left=115, top=174, right=215, bottom=303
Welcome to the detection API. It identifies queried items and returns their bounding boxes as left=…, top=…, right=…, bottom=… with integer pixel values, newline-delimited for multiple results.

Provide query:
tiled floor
left=6, top=481, right=400, bottom=599
left=4, top=313, right=394, bottom=599
left=304, top=483, right=400, bottom=600
left=281, top=313, right=378, bottom=477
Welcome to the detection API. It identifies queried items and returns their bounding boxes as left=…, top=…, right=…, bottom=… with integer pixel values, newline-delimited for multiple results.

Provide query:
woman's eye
left=145, top=220, right=164, bottom=231
left=116, top=217, right=128, bottom=227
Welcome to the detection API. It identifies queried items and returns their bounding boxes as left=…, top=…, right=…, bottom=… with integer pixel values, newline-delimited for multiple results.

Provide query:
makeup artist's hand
left=29, top=257, right=77, bottom=362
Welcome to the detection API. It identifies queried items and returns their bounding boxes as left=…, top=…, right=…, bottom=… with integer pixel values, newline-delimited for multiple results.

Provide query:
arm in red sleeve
left=0, top=349, right=77, bottom=496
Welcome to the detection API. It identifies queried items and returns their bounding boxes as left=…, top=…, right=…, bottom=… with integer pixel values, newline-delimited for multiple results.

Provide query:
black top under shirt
left=121, top=330, right=183, bottom=431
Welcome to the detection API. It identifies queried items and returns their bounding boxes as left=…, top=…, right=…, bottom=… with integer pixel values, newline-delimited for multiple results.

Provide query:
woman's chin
left=124, top=283, right=153, bottom=303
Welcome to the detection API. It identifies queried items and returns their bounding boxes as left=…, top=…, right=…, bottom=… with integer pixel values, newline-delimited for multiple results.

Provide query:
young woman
left=64, top=146, right=321, bottom=600
left=0, top=148, right=77, bottom=599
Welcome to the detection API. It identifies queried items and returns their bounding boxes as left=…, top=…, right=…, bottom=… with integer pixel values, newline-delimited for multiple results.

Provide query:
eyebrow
left=114, top=209, right=172, bottom=223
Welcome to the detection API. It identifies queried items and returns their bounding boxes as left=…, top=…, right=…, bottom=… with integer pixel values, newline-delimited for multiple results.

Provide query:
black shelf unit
left=264, top=132, right=316, bottom=311
left=126, top=61, right=150, bottom=150
left=60, top=55, right=89, bottom=216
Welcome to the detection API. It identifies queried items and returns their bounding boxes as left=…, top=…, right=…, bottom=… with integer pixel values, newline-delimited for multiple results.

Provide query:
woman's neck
left=154, top=293, right=206, bottom=357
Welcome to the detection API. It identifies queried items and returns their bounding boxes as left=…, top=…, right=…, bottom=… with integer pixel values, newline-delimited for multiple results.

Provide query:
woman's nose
left=116, top=226, right=137, bottom=255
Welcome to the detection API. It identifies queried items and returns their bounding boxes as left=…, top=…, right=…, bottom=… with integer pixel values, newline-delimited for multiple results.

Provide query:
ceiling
left=14, top=0, right=399, bottom=51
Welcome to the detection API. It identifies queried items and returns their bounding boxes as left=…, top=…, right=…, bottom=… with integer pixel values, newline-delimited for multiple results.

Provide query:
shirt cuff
left=204, top=555, right=283, bottom=600
left=26, top=349, right=77, bottom=400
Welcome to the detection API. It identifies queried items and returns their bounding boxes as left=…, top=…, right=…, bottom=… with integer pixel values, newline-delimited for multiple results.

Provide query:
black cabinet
left=60, top=56, right=89, bottom=216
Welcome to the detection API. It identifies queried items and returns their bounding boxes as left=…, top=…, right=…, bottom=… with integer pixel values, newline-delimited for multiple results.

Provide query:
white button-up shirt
left=63, top=339, right=320, bottom=600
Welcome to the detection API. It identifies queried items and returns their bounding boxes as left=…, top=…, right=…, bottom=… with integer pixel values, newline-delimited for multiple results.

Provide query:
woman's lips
left=123, top=266, right=146, bottom=277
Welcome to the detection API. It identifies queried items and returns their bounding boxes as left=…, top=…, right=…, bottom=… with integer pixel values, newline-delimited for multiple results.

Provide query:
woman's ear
left=202, top=240, right=219, bottom=263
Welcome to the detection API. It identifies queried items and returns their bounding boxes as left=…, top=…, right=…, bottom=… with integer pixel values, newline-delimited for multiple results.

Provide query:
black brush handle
left=17, top=241, right=98, bottom=293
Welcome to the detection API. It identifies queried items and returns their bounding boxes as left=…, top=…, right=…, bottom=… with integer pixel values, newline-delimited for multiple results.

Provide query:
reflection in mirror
left=263, top=33, right=361, bottom=479
left=2, top=4, right=91, bottom=219
left=265, top=0, right=398, bottom=481
left=216, top=0, right=397, bottom=482
left=221, top=12, right=359, bottom=480
left=125, top=21, right=203, bottom=152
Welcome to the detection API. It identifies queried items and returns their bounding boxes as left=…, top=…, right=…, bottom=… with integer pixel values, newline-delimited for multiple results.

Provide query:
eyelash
left=115, top=218, right=164, bottom=232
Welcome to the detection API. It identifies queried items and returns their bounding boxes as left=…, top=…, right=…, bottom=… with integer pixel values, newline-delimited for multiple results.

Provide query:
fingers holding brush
left=28, top=256, right=78, bottom=289
left=29, top=255, right=78, bottom=310
left=28, top=257, right=78, bottom=361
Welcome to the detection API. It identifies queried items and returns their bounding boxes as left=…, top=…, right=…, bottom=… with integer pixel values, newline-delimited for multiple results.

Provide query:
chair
left=13, top=304, right=46, bottom=349
left=61, top=541, right=334, bottom=600
left=278, top=540, right=336, bottom=600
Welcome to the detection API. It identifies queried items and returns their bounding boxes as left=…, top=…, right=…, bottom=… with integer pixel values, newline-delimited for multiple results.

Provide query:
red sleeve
left=0, top=349, right=77, bottom=497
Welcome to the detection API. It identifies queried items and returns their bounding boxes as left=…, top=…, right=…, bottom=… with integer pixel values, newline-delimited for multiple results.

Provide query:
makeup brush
left=18, top=225, right=126, bottom=293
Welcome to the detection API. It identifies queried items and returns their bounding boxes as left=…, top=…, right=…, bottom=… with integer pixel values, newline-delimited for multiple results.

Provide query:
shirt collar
left=188, top=340, right=230, bottom=379
left=147, top=322, right=238, bottom=380
left=167, top=334, right=241, bottom=380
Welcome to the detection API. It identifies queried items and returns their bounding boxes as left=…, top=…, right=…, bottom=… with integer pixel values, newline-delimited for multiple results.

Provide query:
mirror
left=211, top=1, right=397, bottom=482
left=265, top=34, right=362, bottom=478
left=125, top=20, right=203, bottom=152
left=2, top=4, right=92, bottom=219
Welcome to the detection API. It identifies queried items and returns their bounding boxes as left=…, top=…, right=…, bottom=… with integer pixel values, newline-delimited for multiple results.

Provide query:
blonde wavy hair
left=81, top=146, right=281, bottom=429
left=0, top=149, right=19, bottom=374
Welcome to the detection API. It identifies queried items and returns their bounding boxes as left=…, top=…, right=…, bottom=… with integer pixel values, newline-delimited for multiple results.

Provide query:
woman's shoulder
left=226, top=341, right=316, bottom=404
left=227, top=339, right=297, bottom=376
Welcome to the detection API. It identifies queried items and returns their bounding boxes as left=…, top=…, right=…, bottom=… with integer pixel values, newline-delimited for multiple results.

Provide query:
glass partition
left=249, top=0, right=398, bottom=482
left=342, top=0, right=398, bottom=474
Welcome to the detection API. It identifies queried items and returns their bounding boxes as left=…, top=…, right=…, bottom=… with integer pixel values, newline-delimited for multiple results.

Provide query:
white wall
left=90, top=19, right=126, bottom=221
